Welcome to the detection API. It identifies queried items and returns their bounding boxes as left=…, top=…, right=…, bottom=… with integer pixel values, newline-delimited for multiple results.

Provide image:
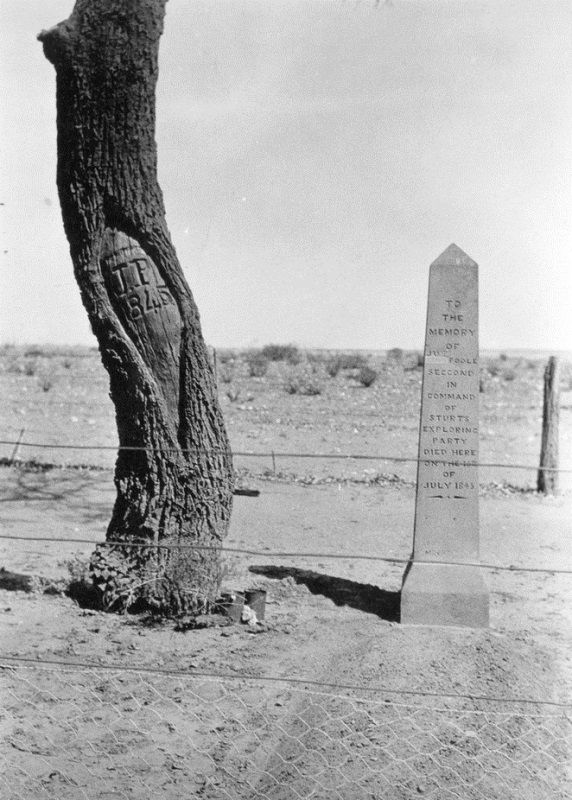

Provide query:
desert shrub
left=4, top=356, right=23, bottom=374
left=63, top=358, right=73, bottom=369
left=218, top=349, right=236, bottom=364
left=387, top=348, right=404, bottom=361
left=64, top=554, right=92, bottom=585
left=42, top=378, right=53, bottom=392
left=499, top=352, right=508, bottom=361
left=284, top=368, right=323, bottom=395
left=502, top=368, right=516, bottom=382
left=24, top=346, right=44, bottom=358
left=487, top=362, right=501, bottom=377
left=358, top=366, right=378, bottom=387
left=305, top=380, right=323, bottom=395
left=325, top=357, right=342, bottom=378
left=219, top=364, right=234, bottom=383
left=479, top=377, right=486, bottom=393
left=59, top=555, right=100, bottom=606
left=331, top=352, right=368, bottom=371
left=305, top=350, right=326, bottom=364
left=226, top=386, right=240, bottom=402
left=245, top=352, right=269, bottom=378
left=404, top=355, right=420, bottom=372
left=416, top=352, right=424, bottom=368
left=261, top=343, right=300, bottom=363
left=24, top=359, right=37, bottom=376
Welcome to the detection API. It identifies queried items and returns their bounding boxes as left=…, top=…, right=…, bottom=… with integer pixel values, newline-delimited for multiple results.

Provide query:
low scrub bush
left=387, top=347, right=404, bottom=361
left=325, top=357, right=342, bottom=378
left=403, top=352, right=423, bottom=371
left=219, top=364, right=234, bottom=383
left=245, top=352, right=269, bottom=378
left=358, top=366, right=378, bottom=387
left=3, top=356, right=24, bottom=374
left=218, top=349, right=236, bottom=364
left=64, top=554, right=92, bottom=585
left=57, top=555, right=100, bottom=607
left=329, top=352, right=368, bottom=371
left=502, top=368, right=516, bottom=382
left=24, top=346, right=44, bottom=358
left=305, top=350, right=326, bottom=364
left=261, top=343, right=301, bottom=364
left=226, top=386, right=240, bottom=402
left=284, top=368, right=323, bottom=395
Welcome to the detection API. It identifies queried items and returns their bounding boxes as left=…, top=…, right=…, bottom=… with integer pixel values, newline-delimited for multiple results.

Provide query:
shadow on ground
left=249, top=565, right=401, bottom=622
left=0, top=465, right=113, bottom=528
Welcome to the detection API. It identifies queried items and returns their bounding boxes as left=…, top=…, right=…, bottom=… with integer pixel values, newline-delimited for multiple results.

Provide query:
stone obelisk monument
left=401, top=244, right=489, bottom=627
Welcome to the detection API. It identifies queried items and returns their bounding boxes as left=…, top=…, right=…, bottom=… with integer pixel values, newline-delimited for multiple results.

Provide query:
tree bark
left=38, top=0, right=234, bottom=615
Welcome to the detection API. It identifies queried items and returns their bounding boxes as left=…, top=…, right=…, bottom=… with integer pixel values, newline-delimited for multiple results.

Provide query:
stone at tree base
left=401, top=244, right=489, bottom=628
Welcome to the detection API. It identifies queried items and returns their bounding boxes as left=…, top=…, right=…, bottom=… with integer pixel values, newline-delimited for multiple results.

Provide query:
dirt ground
left=0, top=347, right=571, bottom=799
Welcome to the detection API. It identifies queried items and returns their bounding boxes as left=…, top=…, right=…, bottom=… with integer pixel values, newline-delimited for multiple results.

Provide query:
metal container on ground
left=245, top=589, right=267, bottom=621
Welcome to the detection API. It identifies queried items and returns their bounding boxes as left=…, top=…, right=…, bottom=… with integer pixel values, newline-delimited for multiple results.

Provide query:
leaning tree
left=38, top=0, right=234, bottom=615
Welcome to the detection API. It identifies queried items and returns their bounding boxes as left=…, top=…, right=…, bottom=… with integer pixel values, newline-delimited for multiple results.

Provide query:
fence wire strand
left=0, top=437, right=569, bottom=472
left=2, top=656, right=571, bottom=710
left=1, top=533, right=571, bottom=575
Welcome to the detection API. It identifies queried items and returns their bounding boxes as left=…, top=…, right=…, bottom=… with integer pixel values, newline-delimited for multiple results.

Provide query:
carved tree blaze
left=38, top=0, right=234, bottom=615
left=100, top=229, right=182, bottom=421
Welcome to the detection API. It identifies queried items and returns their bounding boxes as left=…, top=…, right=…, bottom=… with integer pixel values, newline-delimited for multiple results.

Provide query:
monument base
left=401, top=562, right=489, bottom=628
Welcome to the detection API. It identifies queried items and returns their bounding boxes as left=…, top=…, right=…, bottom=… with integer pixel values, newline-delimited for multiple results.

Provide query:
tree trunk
left=38, top=0, right=234, bottom=616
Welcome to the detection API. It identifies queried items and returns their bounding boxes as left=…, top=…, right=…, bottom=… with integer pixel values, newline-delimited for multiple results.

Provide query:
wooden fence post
left=537, top=357, right=560, bottom=495
left=9, top=428, right=26, bottom=466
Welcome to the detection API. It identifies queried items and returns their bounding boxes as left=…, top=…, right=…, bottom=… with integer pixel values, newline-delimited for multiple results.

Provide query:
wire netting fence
left=1, top=659, right=570, bottom=800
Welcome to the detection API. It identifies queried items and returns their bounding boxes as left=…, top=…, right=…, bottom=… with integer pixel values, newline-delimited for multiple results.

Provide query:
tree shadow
left=0, top=468, right=94, bottom=503
left=0, top=464, right=113, bottom=527
left=0, top=567, right=102, bottom=610
left=249, top=565, right=400, bottom=622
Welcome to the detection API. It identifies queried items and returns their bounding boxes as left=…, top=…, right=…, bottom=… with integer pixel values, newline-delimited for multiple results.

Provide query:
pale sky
left=1, top=0, right=571, bottom=351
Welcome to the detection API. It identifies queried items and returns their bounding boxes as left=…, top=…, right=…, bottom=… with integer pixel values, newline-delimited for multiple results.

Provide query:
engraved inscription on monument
left=401, top=244, right=489, bottom=628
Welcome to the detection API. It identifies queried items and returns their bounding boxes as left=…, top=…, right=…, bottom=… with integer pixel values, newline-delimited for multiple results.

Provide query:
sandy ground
left=0, top=348, right=571, bottom=798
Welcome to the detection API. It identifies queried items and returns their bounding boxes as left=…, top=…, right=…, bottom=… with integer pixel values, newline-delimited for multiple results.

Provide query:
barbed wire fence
left=1, top=428, right=571, bottom=796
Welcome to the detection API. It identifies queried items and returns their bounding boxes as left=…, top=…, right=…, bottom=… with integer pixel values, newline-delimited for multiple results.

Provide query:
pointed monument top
left=431, top=243, right=477, bottom=269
